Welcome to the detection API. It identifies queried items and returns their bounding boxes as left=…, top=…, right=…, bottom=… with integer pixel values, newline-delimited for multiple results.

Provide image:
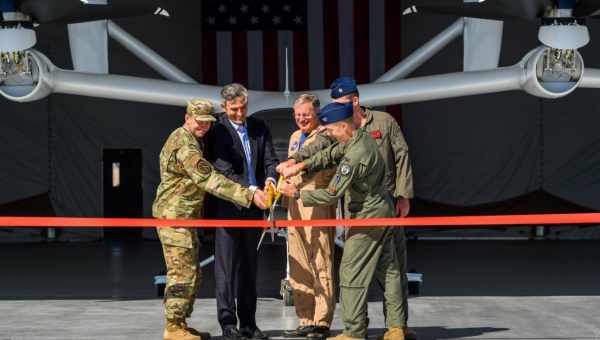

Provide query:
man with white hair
left=279, top=102, right=406, bottom=340
left=283, top=94, right=336, bottom=340
left=277, top=77, right=416, bottom=340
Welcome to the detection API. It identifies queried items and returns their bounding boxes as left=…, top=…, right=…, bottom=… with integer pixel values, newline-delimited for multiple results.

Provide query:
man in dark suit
left=205, top=83, right=279, bottom=340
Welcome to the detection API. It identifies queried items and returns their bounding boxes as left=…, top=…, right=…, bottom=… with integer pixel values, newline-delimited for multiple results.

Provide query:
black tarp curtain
left=2, top=10, right=600, bottom=217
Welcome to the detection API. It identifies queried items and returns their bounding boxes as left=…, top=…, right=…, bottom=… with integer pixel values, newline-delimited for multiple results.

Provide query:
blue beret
left=318, top=102, right=353, bottom=125
left=330, top=76, right=358, bottom=99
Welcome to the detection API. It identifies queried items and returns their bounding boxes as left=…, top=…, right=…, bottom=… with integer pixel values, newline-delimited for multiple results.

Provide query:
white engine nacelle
left=0, top=50, right=52, bottom=102
left=521, top=47, right=584, bottom=99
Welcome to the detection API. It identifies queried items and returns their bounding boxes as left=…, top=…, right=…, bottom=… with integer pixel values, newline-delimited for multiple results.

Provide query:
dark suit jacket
left=205, top=112, right=279, bottom=218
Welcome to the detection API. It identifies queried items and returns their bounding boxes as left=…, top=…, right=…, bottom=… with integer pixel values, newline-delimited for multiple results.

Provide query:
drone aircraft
left=2, top=0, right=600, bottom=114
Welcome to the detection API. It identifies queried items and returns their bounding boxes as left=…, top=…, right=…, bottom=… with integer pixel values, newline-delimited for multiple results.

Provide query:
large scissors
left=257, top=176, right=284, bottom=250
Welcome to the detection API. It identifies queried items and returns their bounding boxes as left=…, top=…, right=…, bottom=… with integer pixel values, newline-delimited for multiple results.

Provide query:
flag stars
left=204, top=1, right=304, bottom=29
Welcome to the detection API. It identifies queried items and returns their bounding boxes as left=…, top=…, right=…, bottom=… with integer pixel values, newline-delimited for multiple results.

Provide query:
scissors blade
left=269, top=202, right=278, bottom=242
left=256, top=228, right=267, bottom=250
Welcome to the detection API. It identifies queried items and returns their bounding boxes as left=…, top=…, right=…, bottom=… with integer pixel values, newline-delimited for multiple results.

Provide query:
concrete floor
left=1, top=297, right=600, bottom=340
left=1, top=240, right=600, bottom=339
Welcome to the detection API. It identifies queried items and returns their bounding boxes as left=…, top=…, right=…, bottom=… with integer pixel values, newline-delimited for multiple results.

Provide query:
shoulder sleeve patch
left=340, top=164, right=352, bottom=176
left=197, top=158, right=213, bottom=175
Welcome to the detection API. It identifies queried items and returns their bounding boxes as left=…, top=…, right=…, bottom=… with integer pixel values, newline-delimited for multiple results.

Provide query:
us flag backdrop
left=200, top=0, right=404, bottom=108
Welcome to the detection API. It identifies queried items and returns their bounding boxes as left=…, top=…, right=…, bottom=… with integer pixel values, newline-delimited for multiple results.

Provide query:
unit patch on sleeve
left=197, top=158, right=212, bottom=175
left=340, top=164, right=352, bottom=176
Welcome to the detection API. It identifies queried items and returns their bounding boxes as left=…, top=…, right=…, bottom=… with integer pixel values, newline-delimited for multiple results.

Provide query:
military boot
left=383, top=327, right=405, bottom=340
left=326, top=334, right=364, bottom=340
left=182, top=320, right=211, bottom=339
left=164, top=319, right=202, bottom=340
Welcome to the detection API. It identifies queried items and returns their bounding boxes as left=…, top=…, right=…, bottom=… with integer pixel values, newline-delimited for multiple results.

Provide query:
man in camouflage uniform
left=152, top=99, right=267, bottom=340
left=279, top=102, right=406, bottom=340
left=277, top=77, right=415, bottom=339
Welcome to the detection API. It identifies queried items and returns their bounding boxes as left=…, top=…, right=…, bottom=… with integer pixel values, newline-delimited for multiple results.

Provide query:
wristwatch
left=293, top=191, right=300, bottom=200
left=247, top=185, right=258, bottom=201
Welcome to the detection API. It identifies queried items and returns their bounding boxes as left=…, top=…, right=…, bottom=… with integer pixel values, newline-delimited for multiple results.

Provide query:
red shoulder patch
left=370, top=130, right=382, bottom=139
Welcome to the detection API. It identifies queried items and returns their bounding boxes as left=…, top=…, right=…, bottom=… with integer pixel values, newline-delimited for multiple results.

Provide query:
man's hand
left=252, top=189, right=267, bottom=210
left=265, top=179, right=276, bottom=192
left=276, top=159, right=296, bottom=174
left=395, top=198, right=410, bottom=217
left=278, top=180, right=298, bottom=198
left=282, top=163, right=304, bottom=179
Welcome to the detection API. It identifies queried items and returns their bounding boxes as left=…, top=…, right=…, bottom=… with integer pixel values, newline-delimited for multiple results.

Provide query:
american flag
left=202, top=0, right=307, bottom=31
left=200, top=0, right=404, bottom=117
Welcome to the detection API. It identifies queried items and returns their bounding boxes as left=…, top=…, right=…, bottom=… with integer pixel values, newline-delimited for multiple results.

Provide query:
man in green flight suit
left=278, top=102, right=406, bottom=340
left=277, top=76, right=415, bottom=340
left=152, top=99, right=267, bottom=340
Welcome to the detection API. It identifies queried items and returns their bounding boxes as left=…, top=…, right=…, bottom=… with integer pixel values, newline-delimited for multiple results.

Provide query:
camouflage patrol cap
left=186, top=99, right=217, bottom=122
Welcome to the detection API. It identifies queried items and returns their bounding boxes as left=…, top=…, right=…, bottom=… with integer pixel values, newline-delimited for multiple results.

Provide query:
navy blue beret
left=318, top=102, right=353, bottom=125
left=330, top=76, right=358, bottom=99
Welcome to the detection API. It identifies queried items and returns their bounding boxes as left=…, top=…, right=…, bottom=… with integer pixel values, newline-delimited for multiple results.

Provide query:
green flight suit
left=291, top=108, right=413, bottom=199
left=152, top=127, right=254, bottom=321
left=300, top=129, right=404, bottom=338
left=291, top=108, right=412, bottom=325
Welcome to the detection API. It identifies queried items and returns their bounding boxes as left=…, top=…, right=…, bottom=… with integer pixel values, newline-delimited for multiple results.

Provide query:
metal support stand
left=376, top=18, right=465, bottom=82
left=46, top=227, right=56, bottom=241
left=535, top=225, right=546, bottom=239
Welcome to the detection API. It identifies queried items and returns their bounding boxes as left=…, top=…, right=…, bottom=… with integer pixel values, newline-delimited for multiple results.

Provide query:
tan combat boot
left=383, top=327, right=405, bottom=340
left=326, top=334, right=364, bottom=340
left=164, top=319, right=202, bottom=340
left=403, top=327, right=417, bottom=340
left=181, top=321, right=202, bottom=336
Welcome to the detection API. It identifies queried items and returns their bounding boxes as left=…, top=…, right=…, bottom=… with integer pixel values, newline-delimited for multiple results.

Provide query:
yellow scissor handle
left=274, top=176, right=284, bottom=201
left=265, top=177, right=285, bottom=209
left=265, top=182, right=275, bottom=209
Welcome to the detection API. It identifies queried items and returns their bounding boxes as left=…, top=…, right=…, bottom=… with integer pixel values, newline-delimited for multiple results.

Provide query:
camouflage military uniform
left=300, top=129, right=403, bottom=339
left=152, top=126, right=254, bottom=322
left=291, top=108, right=413, bottom=325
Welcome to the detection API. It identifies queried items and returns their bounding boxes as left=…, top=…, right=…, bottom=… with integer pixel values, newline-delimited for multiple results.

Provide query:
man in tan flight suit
left=279, top=102, right=406, bottom=340
left=277, top=77, right=415, bottom=340
left=283, top=94, right=336, bottom=340
left=152, top=99, right=266, bottom=340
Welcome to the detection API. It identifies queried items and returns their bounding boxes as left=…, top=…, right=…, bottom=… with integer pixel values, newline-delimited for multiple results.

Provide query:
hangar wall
left=2, top=5, right=600, bottom=227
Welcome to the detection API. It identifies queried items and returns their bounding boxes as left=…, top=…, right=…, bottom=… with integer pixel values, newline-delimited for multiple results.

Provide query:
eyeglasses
left=294, top=113, right=314, bottom=119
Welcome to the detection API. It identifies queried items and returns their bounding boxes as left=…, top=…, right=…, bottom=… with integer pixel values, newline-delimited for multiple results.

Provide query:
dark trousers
left=215, top=223, right=262, bottom=330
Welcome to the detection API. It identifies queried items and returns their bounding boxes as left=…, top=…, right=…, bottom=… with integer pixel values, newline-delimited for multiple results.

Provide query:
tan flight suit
left=286, top=129, right=337, bottom=328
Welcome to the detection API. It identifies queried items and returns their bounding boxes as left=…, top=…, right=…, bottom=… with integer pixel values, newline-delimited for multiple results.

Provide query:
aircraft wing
left=409, top=0, right=553, bottom=21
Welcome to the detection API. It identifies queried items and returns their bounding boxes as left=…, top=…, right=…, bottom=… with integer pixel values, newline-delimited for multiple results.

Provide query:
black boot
left=284, top=325, right=316, bottom=338
left=307, top=326, right=330, bottom=340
